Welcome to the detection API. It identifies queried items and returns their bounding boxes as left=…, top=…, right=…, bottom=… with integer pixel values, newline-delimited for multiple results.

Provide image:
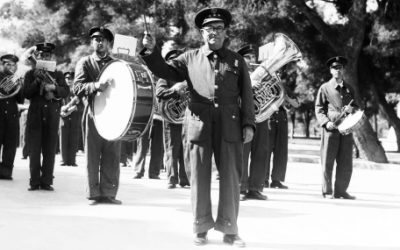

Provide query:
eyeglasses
left=92, top=36, right=106, bottom=43
left=331, top=65, right=344, bottom=70
left=202, top=26, right=225, bottom=33
left=3, top=62, right=16, bottom=67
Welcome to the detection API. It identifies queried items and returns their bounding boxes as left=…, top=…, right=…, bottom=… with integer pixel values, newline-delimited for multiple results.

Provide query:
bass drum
left=93, top=60, right=154, bottom=141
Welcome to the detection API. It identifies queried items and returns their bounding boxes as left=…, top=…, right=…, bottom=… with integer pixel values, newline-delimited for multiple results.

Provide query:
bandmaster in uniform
left=141, top=7, right=255, bottom=247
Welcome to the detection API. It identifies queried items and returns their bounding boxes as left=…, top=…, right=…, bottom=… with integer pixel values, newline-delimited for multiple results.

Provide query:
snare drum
left=93, top=60, right=154, bottom=141
left=337, top=110, right=366, bottom=135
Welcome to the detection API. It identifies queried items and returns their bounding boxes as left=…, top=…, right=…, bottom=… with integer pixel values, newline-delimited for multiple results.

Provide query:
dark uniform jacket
left=23, top=69, right=69, bottom=123
left=315, top=78, right=356, bottom=128
left=142, top=46, right=255, bottom=142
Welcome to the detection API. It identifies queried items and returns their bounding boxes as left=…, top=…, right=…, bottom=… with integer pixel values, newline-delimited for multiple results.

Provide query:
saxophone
left=250, top=33, right=302, bottom=123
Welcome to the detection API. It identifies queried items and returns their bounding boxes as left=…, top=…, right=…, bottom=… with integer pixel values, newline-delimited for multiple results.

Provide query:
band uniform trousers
left=0, top=98, right=21, bottom=178
left=19, top=109, right=29, bottom=158
left=265, top=108, right=288, bottom=182
left=163, top=120, right=189, bottom=185
left=120, top=140, right=136, bottom=166
left=133, top=119, right=164, bottom=177
left=188, top=103, right=243, bottom=234
left=60, top=109, right=82, bottom=165
left=85, top=113, right=121, bottom=199
left=26, top=100, right=61, bottom=186
left=320, top=129, right=353, bottom=194
left=241, top=119, right=269, bottom=192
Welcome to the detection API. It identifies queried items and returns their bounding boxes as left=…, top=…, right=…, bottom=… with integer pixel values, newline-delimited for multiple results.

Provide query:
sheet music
left=112, top=34, right=138, bottom=57
left=36, top=60, right=57, bottom=72
left=258, top=43, right=273, bottom=62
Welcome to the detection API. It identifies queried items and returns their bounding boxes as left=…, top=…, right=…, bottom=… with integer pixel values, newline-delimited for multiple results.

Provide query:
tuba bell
left=250, top=33, right=302, bottom=123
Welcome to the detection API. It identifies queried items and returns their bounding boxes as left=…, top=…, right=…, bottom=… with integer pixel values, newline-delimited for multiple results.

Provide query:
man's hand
left=95, top=78, right=111, bottom=92
left=325, top=121, right=336, bottom=130
left=142, top=33, right=155, bottom=53
left=343, top=105, right=354, bottom=114
left=170, top=82, right=187, bottom=96
left=43, top=83, right=56, bottom=92
left=242, top=126, right=254, bottom=144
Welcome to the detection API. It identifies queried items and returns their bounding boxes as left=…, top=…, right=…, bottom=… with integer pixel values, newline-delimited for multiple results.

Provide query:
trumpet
left=35, top=69, right=61, bottom=101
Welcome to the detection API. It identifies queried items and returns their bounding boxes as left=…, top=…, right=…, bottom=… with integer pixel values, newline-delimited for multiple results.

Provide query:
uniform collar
left=91, top=52, right=111, bottom=61
left=329, top=78, right=345, bottom=90
left=201, top=45, right=228, bottom=58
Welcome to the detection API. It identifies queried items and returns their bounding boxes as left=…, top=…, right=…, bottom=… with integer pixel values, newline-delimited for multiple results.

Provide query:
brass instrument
left=0, top=74, right=23, bottom=99
left=159, top=81, right=189, bottom=124
left=0, top=49, right=34, bottom=99
left=250, top=33, right=302, bottom=123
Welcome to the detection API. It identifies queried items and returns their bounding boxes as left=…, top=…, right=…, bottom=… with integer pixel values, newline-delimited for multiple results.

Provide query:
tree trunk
left=374, top=85, right=400, bottom=152
left=352, top=122, right=388, bottom=163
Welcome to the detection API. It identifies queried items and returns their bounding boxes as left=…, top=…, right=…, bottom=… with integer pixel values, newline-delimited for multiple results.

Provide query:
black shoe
left=28, top=185, right=40, bottom=191
left=89, top=197, right=103, bottom=206
left=179, top=182, right=190, bottom=187
left=70, top=163, right=78, bottom=167
left=102, top=197, right=122, bottom=205
left=322, top=192, right=333, bottom=199
left=40, top=184, right=54, bottom=191
left=133, top=173, right=143, bottom=179
left=194, top=232, right=208, bottom=246
left=223, top=234, right=246, bottom=248
left=240, top=191, right=247, bottom=201
left=334, top=192, right=356, bottom=200
left=246, top=190, right=267, bottom=200
left=270, top=180, right=288, bottom=189
left=167, top=183, right=176, bottom=189
left=149, top=175, right=160, bottom=179
left=60, top=163, right=68, bottom=166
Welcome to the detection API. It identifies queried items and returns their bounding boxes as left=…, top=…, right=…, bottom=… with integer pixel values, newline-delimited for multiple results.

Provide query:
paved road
left=0, top=148, right=399, bottom=250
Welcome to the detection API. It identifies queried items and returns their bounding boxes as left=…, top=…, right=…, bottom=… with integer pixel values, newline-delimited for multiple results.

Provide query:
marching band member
left=238, top=44, right=269, bottom=201
left=132, top=109, right=164, bottom=179
left=156, top=49, right=190, bottom=189
left=23, top=43, right=69, bottom=191
left=315, top=56, right=357, bottom=200
left=141, top=7, right=255, bottom=247
left=0, top=54, right=24, bottom=180
left=60, top=71, right=83, bottom=167
left=264, top=69, right=299, bottom=190
left=74, top=26, right=122, bottom=205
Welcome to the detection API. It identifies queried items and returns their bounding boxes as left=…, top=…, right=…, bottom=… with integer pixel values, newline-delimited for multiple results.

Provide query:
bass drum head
left=93, top=60, right=135, bottom=141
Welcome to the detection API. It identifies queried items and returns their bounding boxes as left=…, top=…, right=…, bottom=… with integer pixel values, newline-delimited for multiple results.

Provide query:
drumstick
left=334, top=99, right=354, bottom=126
left=143, top=14, right=149, bottom=36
